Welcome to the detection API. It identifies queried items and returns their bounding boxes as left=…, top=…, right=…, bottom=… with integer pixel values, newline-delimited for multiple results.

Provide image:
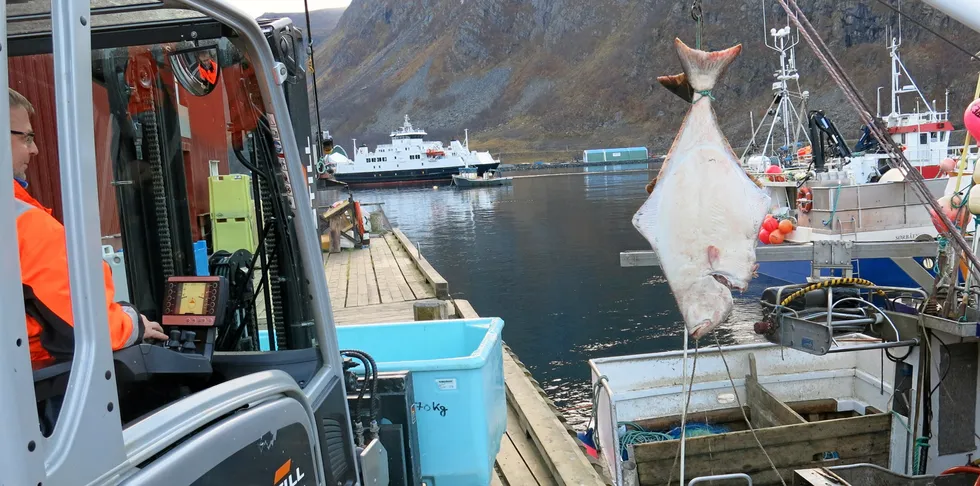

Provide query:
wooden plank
left=503, top=349, right=608, bottom=486
left=746, top=355, right=806, bottom=428
left=392, top=228, right=449, bottom=299
left=633, top=413, right=891, bottom=462
left=507, top=402, right=559, bottom=486
left=633, top=406, right=751, bottom=433
left=369, top=236, right=415, bottom=304
left=453, top=299, right=479, bottom=319
left=636, top=429, right=890, bottom=475
left=491, top=471, right=506, bottom=486
left=347, top=247, right=380, bottom=307
left=784, top=399, right=839, bottom=416
left=324, top=249, right=350, bottom=309
left=385, top=233, right=435, bottom=299
left=639, top=453, right=890, bottom=486
left=332, top=301, right=418, bottom=326
left=496, top=434, right=539, bottom=486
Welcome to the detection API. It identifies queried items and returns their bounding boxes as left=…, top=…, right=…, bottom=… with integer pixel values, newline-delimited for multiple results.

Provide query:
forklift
left=0, top=1, right=390, bottom=484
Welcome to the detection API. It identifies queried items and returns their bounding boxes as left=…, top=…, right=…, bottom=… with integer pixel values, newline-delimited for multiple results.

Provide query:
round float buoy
left=940, top=157, right=957, bottom=174
left=964, top=98, right=980, bottom=141
left=765, top=165, right=784, bottom=182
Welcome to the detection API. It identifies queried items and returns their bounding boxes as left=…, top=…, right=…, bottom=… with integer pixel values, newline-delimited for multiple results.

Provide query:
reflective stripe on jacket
left=13, top=181, right=143, bottom=366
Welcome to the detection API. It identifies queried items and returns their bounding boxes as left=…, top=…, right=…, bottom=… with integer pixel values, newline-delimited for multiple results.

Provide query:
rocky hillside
left=259, top=8, right=346, bottom=50
left=309, top=1, right=980, bottom=162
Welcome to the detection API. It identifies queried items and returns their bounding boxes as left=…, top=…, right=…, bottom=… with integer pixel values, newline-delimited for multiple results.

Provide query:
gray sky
left=235, top=0, right=351, bottom=17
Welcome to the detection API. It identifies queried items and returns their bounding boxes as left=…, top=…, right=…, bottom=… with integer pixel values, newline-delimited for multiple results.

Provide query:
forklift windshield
left=3, top=3, right=356, bottom=485
left=11, top=1, right=348, bottom=440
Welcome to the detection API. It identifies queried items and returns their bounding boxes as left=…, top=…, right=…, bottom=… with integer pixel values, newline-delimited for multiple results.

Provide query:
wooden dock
left=323, top=229, right=610, bottom=485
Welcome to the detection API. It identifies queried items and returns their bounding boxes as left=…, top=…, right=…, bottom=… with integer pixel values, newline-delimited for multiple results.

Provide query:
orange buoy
left=778, top=219, right=794, bottom=234
left=769, top=229, right=785, bottom=244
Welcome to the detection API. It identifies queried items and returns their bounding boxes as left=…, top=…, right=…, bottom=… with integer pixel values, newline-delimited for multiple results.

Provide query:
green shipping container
left=582, top=147, right=649, bottom=163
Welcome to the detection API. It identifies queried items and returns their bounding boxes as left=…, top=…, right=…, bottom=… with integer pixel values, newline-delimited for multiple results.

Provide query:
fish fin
left=746, top=171, right=764, bottom=188
left=674, top=38, right=742, bottom=93
left=645, top=160, right=670, bottom=194
left=657, top=73, right=694, bottom=103
left=708, top=245, right=720, bottom=267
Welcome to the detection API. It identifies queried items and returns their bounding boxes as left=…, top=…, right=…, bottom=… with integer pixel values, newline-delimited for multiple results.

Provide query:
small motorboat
left=451, top=167, right=513, bottom=188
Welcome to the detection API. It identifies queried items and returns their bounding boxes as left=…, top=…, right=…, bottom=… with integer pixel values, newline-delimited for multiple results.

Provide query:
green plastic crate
left=209, top=174, right=254, bottom=219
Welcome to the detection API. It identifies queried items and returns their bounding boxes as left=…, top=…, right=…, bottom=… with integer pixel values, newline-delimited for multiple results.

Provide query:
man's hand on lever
left=141, top=315, right=168, bottom=342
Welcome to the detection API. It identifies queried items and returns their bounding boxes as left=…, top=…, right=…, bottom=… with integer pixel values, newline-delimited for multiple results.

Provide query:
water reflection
left=352, top=169, right=769, bottom=428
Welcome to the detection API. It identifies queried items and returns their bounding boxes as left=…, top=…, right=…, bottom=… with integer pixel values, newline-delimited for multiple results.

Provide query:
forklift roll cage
left=0, top=1, right=352, bottom=485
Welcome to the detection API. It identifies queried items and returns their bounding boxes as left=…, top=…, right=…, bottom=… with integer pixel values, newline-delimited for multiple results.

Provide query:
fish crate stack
left=208, top=174, right=259, bottom=255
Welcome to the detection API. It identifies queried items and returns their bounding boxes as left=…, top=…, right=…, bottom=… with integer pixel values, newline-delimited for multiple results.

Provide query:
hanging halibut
left=632, top=38, right=771, bottom=340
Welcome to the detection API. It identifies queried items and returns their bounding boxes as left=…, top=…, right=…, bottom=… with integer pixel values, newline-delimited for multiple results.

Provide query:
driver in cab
left=9, top=88, right=168, bottom=369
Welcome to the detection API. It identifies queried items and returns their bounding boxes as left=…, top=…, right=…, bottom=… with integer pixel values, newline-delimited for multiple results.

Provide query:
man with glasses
left=9, top=87, right=167, bottom=369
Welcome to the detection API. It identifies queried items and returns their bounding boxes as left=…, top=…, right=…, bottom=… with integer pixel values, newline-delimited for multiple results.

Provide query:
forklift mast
left=0, top=1, right=357, bottom=485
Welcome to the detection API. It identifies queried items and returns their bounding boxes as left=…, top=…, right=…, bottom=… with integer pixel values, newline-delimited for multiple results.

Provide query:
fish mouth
left=691, top=320, right=714, bottom=340
left=711, top=272, right=748, bottom=292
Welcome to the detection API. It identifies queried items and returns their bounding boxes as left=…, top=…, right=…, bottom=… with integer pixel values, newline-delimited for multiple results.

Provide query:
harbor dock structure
left=324, top=228, right=610, bottom=485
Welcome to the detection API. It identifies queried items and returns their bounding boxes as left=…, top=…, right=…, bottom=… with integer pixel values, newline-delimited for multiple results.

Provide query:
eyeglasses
left=10, top=130, right=35, bottom=145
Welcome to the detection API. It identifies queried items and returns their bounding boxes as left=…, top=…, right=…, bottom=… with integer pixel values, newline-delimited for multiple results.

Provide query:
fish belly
left=633, top=103, right=770, bottom=330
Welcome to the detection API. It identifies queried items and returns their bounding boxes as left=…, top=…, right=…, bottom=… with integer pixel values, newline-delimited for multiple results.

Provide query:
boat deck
left=321, top=229, right=609, bottom=485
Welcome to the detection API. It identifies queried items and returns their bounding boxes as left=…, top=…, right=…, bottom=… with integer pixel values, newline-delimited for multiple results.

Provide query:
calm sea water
left=353, top=165, right=778, bottom=428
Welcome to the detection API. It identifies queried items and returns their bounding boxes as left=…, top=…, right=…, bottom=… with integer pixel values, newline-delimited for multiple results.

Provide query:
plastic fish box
left=336, top=317, right=506, bottom=486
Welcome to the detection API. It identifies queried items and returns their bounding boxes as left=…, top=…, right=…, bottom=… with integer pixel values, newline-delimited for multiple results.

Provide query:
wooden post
left=413, top=300, right=449, bottom=321
left=369, top=211, right=385, bottom=234
left=329, top=216, right=343, bottom=253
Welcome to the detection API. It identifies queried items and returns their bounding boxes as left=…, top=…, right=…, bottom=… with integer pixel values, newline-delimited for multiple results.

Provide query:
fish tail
left=657, top=73, right=694, bottom=103
left=673, top=38, right=742, bottom=93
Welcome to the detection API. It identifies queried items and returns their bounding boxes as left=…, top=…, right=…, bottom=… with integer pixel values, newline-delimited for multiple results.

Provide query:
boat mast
left=747, top=1, right=809, bottom=166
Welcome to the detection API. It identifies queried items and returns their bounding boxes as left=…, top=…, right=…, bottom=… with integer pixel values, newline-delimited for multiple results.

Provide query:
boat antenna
left=873, top=0, right=980, bottom=62
left=303, top=0, right=325, bottom=150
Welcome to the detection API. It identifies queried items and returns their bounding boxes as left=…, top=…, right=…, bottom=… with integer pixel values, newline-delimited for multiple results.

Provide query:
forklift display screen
left=162, top=276, right=228, bottom=326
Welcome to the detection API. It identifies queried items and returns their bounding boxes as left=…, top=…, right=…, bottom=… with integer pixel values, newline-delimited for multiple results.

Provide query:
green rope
left=617, top=422, right=673, bottom=456
left=692, top=90, right=714, bottom=103
left=822, top=183, right=843, bottom=228
left=912, top=437, right=929, bottom=475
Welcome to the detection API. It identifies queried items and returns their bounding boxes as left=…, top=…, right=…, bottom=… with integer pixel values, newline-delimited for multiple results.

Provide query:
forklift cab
left=0, top=1, right=359, bottom=485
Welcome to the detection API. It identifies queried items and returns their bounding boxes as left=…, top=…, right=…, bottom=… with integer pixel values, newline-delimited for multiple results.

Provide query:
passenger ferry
left=330, top=115, right=500, bottom=185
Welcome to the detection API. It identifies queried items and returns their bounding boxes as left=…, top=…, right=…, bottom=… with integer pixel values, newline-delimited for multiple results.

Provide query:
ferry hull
left=335, top=162, right=500, bottom=186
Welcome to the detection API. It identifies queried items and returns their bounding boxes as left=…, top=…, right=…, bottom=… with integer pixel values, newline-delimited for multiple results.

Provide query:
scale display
left=162, top=276, right=227, bottom=326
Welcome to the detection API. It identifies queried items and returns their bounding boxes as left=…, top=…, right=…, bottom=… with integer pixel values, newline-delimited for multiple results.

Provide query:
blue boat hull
left=758, top=257, right=936, bottom=288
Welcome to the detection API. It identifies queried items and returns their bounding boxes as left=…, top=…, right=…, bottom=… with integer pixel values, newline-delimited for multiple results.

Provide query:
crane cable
left=302, top=0, right=325, bottom=150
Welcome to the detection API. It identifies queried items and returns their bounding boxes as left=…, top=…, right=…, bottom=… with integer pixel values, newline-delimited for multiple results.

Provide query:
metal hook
left=690, top=0, right=703, bottom=21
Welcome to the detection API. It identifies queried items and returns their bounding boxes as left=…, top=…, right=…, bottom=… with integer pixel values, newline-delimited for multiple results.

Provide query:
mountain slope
left=259, top=8, right=346, bottom=49
left=312, top=0, right=980, bottom=161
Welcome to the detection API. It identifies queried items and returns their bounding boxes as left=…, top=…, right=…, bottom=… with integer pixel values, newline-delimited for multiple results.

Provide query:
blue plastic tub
left=337, top=318, right=506, bottom=486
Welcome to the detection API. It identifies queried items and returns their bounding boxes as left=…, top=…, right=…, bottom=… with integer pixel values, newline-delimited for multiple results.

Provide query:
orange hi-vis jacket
left=14, top=181, right=144, bottom=366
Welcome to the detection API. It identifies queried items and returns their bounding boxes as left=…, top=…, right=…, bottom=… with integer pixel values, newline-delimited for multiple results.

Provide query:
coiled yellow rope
left=779, top=277, right=879, bottom=307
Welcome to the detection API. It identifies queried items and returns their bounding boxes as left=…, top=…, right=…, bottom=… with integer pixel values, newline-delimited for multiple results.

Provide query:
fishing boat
left=329, top=115, right=500, bottom=185
left=604, top=2, right=980, bottom=485
left=741, top=18, right=979, bottom=287
left=451, top=167, right=513, bottom=188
